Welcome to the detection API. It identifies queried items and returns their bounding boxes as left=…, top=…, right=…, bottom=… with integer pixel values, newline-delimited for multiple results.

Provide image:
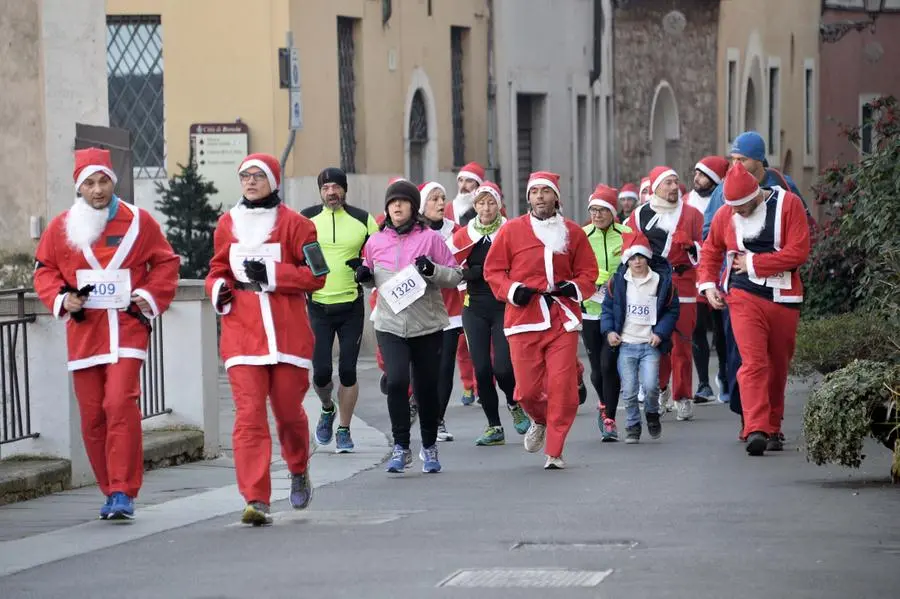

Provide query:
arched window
left=408, top=90, right=428, bottom=183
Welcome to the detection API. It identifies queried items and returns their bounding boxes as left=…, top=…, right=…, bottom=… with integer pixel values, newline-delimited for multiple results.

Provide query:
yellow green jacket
left=582, top=222, right=631, bottom=319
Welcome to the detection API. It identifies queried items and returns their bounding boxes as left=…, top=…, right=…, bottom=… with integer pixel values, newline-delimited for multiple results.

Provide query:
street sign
left=289, top=47, right=301, bottom=88
left=288, top=48, right=303, bottom=131
left=189, top=123, right=249, bottom=206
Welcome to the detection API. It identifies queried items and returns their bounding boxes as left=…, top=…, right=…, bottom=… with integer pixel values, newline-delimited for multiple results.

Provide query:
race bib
left=75, top=269, right=132, bottom=309
left=750, top=270, right=791, bottom=289
left=379, top=265, right=427, bottom=314
left=626, top=296, right=657, bottom=326
left=589, top=285, right=607, bottom=304
left=229, top=243, right=282, bottom=283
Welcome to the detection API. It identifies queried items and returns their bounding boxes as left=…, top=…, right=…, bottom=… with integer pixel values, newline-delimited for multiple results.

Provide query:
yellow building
left=106, top=0, right=490, bottom=216
left=716, top=0, right=821, bottom=203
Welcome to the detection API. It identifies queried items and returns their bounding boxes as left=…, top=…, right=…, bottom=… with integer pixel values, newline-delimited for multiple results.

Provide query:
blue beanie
left=729, top=131, right=767, bottom=164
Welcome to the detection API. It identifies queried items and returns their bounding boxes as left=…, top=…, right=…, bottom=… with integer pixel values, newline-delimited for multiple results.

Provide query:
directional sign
left=189, top=123, right=249, bottom=205
left=289, top=48, right=301, bottom=88
left=290, top=89, right=303, bottom=131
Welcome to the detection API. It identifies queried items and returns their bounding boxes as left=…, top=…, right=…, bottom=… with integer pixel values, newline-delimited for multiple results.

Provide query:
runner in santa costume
left=483, top=171, right=598, bottom=469
left=624, top=166, right=703, bottom=421
left=698, top=162, right=810, bottom=456
left=617, top=183, right=639, bottom=222
left=206, top=153, right=324, bottom=524
left=33, top=147, right=180, bottom=520
left=638, top=177, right=651, bottom=205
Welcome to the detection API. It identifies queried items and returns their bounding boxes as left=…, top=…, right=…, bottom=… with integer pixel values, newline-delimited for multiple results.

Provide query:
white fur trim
left=457, top=170, right=483, bottom=185
left=651, top=169, right=678, bottom=192
left=74, top=165, right=117, bottom=192
left=588, top=198, right=616, bottom=214
left=419, top=182, right=447, bottom=213
left=53, top=293, right=68, bottom=319
left=239, top=158, right=278, bottom=190
left=211, top=278, right=233, bottom=316
left=526, top=178, right=560, bottom=199
left=622, top=245, right=652, bottom=262
left=724, top=187, right=761, bottom=207
left=639, top=180, right=651, bottom=195
left=697, top=281, right=717, bottom=293
left=688, top=241, right=702, bottom=267
left=745, top=252, right=758, bottom=280
left=618, top=191, right=638, bottom=200
left=474, top=185, right=502, bottom=207
left=507, top=282, right=523, bottom=306
left=132, top=288, right=160, bottom=319
left=695, top=162, right=722, bottom=185
left=260, top=260, right=277, bottom=293
left=224, top=354, right=313, bottom=370
left=80, top=200, right=140, bottom=271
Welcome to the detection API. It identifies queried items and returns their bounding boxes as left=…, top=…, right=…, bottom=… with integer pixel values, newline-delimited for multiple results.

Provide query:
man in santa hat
left=699, top=162, right=810, bottom=455
left=617, top=183, right=639, bottom=222
left=484, top=171, right=598, bottom=469
left=33, top=147, right=180, bottom=520
left=624, top=166, right=703, bottom=421
left=206, top=153, right=325, bottom=525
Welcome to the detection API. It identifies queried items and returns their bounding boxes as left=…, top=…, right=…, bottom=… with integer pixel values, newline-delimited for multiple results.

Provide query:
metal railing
left=140, top=314, right=169, bottom=419
left=0, top=289, right=38, bottom=445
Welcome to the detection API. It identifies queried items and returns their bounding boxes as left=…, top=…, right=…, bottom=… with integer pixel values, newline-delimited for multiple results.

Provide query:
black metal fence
left=140, top=314, right=169, bottom=419
left=0, top=289, right=38, bottom=445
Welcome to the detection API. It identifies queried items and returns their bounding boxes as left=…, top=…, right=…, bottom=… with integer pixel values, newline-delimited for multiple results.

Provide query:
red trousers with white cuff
left=727, top=289, right=799, bottom=437
left=72, top=358, right=145, bottom=498
left=228, top=363, right=311, bottom=505
left=659, top=272, right=697, bottom=400
left=508, top=305, right=580, bottom=458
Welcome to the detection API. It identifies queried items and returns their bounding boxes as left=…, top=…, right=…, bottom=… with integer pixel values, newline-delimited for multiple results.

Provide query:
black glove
left=355, top=265, right=373, bottom=284
left=61, top=284, right=95, bottom=322
left=345, top=257, right=363, bottom=271
left=243, top=259, right=268, bottom=284
left=415, top=255, right=435, bottom=277
left=462, top=264, right=483, bottom=281
left=512, top=286, right=538, bottom=306
left=550, top=281, right=579, bottom=299
left=686, top=244, right=698, bottom=262
left=217, top=283, right=233, bottom=308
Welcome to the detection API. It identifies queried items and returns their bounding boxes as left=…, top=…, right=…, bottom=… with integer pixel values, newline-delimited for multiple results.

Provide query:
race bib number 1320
left=379, top=265, right=427, bottom=314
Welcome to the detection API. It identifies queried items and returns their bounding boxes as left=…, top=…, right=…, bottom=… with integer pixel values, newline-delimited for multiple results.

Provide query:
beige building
left=717, top=0, right=821, bottom=201
left=107, top=0, right=490, bottom=217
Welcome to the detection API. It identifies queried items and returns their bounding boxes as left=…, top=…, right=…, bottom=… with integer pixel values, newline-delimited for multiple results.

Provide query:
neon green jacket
left=582, top=222, right=631, bottom=319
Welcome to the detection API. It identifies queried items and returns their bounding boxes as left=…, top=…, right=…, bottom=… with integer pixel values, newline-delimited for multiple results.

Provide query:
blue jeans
left=617, top=342, right=661, bottom=428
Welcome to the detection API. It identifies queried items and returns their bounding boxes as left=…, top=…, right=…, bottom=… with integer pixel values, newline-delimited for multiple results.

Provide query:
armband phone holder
left=303, top=242, right=331, bottom=277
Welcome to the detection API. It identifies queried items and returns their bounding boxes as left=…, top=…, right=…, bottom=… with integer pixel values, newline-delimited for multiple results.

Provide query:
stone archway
left=649, top=80, right=680, bottom=168
left=408, top=90, right=428, bottom=183
left=743, top=56, right=764, bottom=133
left=403, top=67, right=438, bottom=182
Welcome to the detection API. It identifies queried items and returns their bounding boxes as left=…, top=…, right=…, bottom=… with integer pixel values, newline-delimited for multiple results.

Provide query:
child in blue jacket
left=600, top=234, right=680, bottom=443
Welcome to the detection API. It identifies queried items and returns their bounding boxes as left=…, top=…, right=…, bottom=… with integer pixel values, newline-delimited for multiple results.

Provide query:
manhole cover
left=511, top=540, right=639, bottom=551
left=437, top=568, right=613, bottom=588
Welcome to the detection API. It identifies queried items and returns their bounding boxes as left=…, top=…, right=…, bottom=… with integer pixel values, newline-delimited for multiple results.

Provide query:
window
left=107, top=15, right=164, bottom=178
left=408, top=91, right=428, bottom=183
left=859, top=93, right=880, bottom=154
left=726, top=48, right=739, bottom=145
left=767, top=58, right=781, bottom=164
left=337, top=17, right=359, bottom=173
left=450, top=27, right=468, bottom=167
left=803, top=59, right=816, bottom=165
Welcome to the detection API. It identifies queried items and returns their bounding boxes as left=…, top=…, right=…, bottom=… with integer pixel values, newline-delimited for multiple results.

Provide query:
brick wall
left=613, top=0, right=720, bottom=186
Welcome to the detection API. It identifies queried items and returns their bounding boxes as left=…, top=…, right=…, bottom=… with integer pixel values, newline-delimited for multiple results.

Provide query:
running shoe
left=600, top=417, right=619, bottom=442
left=107, top=492, right=134, bottom=521
left=385, top=445, right=413, bottom=473
left=625, top=424, right=641, bottom=444
left=660, top=386, right=673, bottom=412
left=475, top=425, right=505, bottom=446
left=335, top=427, right=354, bottom=453
left=419, top=445, right=442, bottom=473
left=241, top=501, right=272, bottom=526
left=508, top=403, right=531, bottom=435
left=544, top=456, right=566, bottom=470
left=460, top=388, right=476, bottom=406
left=675, top=399, right=694, bottom=421
left=746, top=432, right=768, bottom=456
left=315, top=405, right=336, bottom=445
left=523, top=422, right=546, bottom=453
left=767, top=431, right=785, bottom=452
left=694, top=383, right=715, bottom=404
left=99, top=496, right=113, bottom=520
left=290, top=471, right=313, bottom=509
left=437, top=421, right=454, bottom=442
left=646, top=412, right=662, bottom=439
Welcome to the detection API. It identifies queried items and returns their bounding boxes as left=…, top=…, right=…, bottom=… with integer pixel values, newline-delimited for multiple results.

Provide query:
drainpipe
left=486, top=0, right=498, bottom=182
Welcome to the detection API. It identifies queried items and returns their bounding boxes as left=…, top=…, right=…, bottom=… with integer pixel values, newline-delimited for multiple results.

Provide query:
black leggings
left=376, top=330, right=442, bottom=449
left=710, top=307, right=727, bottom=382
left=581, top=319, right=620, bottom=415
left=693, top=303, right=727, bottom=387
left=308, top=297, right=364, bottom=388
left=438, top=329, right=461, bottom=421
left=462, top=303, right=516, bottom=428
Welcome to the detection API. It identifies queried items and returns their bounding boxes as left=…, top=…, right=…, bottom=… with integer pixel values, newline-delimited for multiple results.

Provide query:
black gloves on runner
left=550, top=281, right=579, bottom=299
left=355, top=265, right=373, bottom=284
left=462, top=264, right=483, bottom=281
left=345, top=257, right=363, bottom=271
left=512, top=285, right=538, bottom=306
left=415, top=255, right=435, bottom=277
left=243, top=259, right=268, bottom=285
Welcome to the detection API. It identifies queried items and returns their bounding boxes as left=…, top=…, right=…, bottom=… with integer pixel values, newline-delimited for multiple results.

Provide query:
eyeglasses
left=239, top=171, right=268, bottom=182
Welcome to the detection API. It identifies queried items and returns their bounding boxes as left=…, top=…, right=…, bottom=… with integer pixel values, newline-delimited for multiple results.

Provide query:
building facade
left=613, top=0, right=720, bottom=189
left=106, top=0, right=490, bottom=218
left=819, top=0, right=900, bottom=165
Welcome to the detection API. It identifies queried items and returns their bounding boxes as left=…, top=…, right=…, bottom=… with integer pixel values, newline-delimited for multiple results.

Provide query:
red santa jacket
left=625, top=200, right=703, bottom=303
left=34, top=200, right=180, bottom=371
left=483, top=215, right=598, bottom=335
left=435, top=218, right=463, bottom=329
left=698, top=187, right=809, bottom=304
left=448, top=217, right=507, bottom=264
left=205, top=204, right=325, bottom=369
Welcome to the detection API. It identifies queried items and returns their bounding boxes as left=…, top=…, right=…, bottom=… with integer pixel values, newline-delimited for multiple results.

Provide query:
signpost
left=289, top=46, right=303, bottom=131
left=189, top=123, right=249, bottom=206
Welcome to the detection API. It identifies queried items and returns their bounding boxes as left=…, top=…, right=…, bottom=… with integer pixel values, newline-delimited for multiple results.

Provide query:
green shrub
left=792, top=311, right=900, bottom=375
left=0, top=251, right=35, bottom=289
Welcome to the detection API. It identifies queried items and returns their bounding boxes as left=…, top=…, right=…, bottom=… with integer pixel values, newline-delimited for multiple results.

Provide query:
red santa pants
left=727, top=289, right=799, bottom=437
left=659, top=301, right=697, bottom=401
left=228, top=363, right=311, bottom=504
left=456, top=334, right=477, bottom=393
left=72, top=358, right=144, bottom=498
left=508, top=307, right=580, bottom=458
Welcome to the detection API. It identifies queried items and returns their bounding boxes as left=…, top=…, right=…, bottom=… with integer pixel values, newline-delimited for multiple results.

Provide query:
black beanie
left=384, top=179, right=421, bottom=214
left=317, top=167, right=348, bottom=192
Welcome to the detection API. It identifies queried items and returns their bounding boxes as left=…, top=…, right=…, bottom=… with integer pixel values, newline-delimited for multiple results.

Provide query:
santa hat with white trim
left=618, top=183, right=639, bottom=202
left=238, top=153, right=281, bottom=190
left=621, top=228, right=653, bottom=262
left=457, top=162, right=485, bottom=186
left=695, top=155, right=729, bottom=186
left=526, top=171, right=561, bottom=201
left=588, top=184, right=618, bottom=214
left=722, top=162, right=761, bottom=207
left=639, top=177, right=651, bottom=200
left=73, top=148, right=118, bottom=192
left=417, top=181, right=447, bottom=213
left=649, top=165, right=678, bottom=194
left=473, top=181, right=503, bottom=207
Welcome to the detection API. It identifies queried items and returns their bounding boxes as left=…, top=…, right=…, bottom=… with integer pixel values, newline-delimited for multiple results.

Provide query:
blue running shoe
left=107, top=492, right=134, bottom=520
left=385, top=444, right=412, bottom=473
left=419, top=445, right=442, bottom=474
left=290, top=471, right=313, bottom=510
left=315, top=406, right=336, bottom=445
left=508, top=403, right=531, bottom=435
left=335, top=427, right=354, bottom=453
left=460, top=388, right=475, bottom=406
left=99, top=496, right=113, bottom=520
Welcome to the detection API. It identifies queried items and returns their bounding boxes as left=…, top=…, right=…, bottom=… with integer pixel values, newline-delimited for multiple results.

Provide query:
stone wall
left=613, top=0, right=720, bottom=185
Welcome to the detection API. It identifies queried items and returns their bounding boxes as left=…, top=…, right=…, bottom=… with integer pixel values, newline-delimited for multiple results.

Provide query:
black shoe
left=624, top=424, right=641, bottom=444
left=767, top=432, right=785, bottom=452
left=578, top=379, right=587, bottom=405
left=646, top=412, right=662, bottom=439
left=746, top=432, right=768, bottom=456
left=379, top=373, right=387, bottom=395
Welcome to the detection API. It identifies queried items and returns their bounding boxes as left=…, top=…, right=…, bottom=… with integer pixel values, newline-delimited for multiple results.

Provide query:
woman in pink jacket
left=353, top=179, right=462, bottom=474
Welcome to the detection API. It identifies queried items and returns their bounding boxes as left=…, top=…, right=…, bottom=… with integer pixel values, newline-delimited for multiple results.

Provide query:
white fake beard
left=452, top=192, right=474, bottom=219
left=649, top=195, right=680, bottom=233
left=230, top=203, right=277, bottom=247
left=733, top=201, right=767, bottom=242
left=65, top=198, right=109, bottom=251
left=530, top=214, right=569, bottom=254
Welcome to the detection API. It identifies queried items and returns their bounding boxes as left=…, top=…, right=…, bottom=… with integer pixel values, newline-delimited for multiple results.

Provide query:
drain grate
left=511, top=540, right=639, bottom=551
left=437, top=568, right=613, bottom=588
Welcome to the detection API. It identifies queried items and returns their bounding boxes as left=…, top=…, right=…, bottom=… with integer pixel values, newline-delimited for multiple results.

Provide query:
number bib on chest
left=626, top=295, right=657, bottom=326
left=76, top=269, right=132, bottom=309
left=229, top=243, right=282, bottom=283
left=379, top=265, right=427, bottom=314
left=749, top=270, right=791, bottom=289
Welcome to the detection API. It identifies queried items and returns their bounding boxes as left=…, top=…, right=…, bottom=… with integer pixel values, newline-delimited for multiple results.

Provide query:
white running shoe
left=523, top=423, right=547, bottom=453
left=544, top=455, right=566, bottom=470
left=676, top=399, right=694, bottom=421
left=436, top=421, right=454, bottom=442
left=660, top=386, right=673, bottom=412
